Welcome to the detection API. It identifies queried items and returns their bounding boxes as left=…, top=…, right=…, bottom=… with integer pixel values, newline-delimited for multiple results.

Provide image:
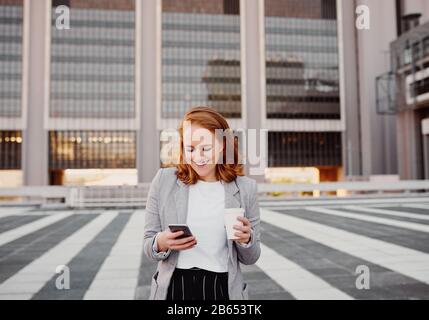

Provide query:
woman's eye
left=203, top=147, right=212, bottom=152
left=185, top=148, right=193, bottom=153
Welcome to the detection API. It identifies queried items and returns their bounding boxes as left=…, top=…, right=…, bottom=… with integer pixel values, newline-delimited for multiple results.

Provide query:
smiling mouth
left=194, top=161, right=209, bottom=168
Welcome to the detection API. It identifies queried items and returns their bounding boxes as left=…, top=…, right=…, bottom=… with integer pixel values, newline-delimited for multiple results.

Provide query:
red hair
left=175, top=106, right=244, bottom=185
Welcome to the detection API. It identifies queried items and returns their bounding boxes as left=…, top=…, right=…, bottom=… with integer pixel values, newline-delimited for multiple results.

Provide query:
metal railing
left=0, top=180, right=428, bottom=208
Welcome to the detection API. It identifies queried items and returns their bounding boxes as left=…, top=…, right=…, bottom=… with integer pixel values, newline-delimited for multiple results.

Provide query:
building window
left=49, top=0, right=135, bottom=119
left=268, top=131, right=342, bottom=167
left=49, top=130, right=136, bottom=169
left=0, top=130, right=22, bottom=170
left=264, top=0, right=340, bottom=120
left=0, top=0, right=23, bottom=119
left=161, top=0, right=242, bottom=119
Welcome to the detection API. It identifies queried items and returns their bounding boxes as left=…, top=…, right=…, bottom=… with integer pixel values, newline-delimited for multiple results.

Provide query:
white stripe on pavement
left=0, top=207, right=32, bottom=218
left=0, top=211, right=118, bottom=299
left=305, top=207, right=429, bottom=233
left=401, top=204, right=429, bottom=211
left=0, top=211, right=74, bottom=247
left=261, top=209, right=429, bottom=285
left=343, top=205, right=429, bottom=221
left=256, top=243, right=353, bottom=300
left=259, top=197, right=429, bottom=208
left=84, top=210, right=146, bottom=300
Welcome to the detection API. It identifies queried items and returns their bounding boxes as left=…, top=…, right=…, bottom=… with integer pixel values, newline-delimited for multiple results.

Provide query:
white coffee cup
left=224, top=208, right=245, bottom=240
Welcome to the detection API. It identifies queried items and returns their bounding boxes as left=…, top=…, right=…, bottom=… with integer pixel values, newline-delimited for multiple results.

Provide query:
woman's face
left=183, top=123, right=223, bottom=180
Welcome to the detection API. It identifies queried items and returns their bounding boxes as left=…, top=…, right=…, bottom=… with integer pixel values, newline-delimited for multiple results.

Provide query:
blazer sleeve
left=234, top=179, right=261, bottom=265
left=143, top=168, right=172, bottom=262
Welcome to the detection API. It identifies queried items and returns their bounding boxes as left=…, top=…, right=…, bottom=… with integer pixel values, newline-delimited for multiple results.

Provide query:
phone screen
left=168, top=224, right=193, bottom=239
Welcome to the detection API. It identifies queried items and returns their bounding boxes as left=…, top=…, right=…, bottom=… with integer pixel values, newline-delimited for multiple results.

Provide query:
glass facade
left=268, top=131, right=341, bottom=167
left=50, top=0, right=135, bottom=119
left=0, top=0, right=347, bottom=184
left=0, top=1, right=23, bottom=173
left=264, top=0, right=342, bottom=170
left=265, top=0, right=339, bottom=120
left=0, top=130, right=21, bottom=169
left=49, top=130, right=136, bottom=169
left=162, top=0, right=241, bottom=119
left=47, top=1, right=136, bottom=183
left=0, top=0, right=22, bottom=119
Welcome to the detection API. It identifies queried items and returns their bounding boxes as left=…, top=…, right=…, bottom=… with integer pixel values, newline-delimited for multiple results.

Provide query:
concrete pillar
left=422, top=133, right=429, bottom=179
left=136, top=0, right=161, bottom=183
left=355, top=0, right=398, bottom=176
left=22, top=0, right=49, bottom=186
left=337, top=0, right=362, bottom=178
left=397, top=110, right=424, bottom=179
left=241, top=0, right=267, bottom=182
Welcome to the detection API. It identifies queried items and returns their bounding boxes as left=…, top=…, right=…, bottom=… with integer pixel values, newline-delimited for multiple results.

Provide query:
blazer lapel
left=224, top=179, right=242, bottom=262
left=224, top=179, right=241, bottom=209
left=174, top=178, right=189, bottom=224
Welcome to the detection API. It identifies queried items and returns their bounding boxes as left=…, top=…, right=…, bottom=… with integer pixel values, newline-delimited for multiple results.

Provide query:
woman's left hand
left=233, top=216, right=252, bottom=245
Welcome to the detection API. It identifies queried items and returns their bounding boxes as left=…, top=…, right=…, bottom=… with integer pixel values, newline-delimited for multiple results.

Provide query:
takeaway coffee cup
left=224, top=208, right=245, bottom=240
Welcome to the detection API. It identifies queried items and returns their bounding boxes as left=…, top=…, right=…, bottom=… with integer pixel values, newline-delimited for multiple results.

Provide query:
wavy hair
left=175, top=106, right=244, bottom=185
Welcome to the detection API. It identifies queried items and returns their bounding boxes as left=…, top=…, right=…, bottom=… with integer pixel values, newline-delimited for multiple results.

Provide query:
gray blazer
left=143, top=167, right=261, bottom=300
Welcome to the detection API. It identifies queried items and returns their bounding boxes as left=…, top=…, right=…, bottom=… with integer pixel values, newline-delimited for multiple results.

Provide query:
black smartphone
left=168, top=224, right=194, bottom=239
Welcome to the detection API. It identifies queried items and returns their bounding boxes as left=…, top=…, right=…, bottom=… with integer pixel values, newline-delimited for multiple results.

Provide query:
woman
left=143, top=106, right=261, bottom=300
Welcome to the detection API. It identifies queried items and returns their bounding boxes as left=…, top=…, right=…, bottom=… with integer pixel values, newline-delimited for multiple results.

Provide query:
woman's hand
left=233, top=216, right=252, bottom=245
left=156, top=230, right=197, bottom=252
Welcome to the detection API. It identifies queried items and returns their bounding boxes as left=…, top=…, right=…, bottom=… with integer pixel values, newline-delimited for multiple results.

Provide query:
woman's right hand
left=156, top=230, right=197, bottom=252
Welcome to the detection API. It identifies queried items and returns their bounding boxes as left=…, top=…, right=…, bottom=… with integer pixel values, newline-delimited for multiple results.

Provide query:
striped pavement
left=0, top=198, right=428, bottom=300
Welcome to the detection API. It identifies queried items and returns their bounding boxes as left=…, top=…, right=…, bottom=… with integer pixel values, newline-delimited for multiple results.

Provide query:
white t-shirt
left=176, top=179, right=228, bottom=272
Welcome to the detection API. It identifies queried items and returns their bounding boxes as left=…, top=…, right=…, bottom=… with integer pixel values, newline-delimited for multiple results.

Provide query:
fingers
left=237, top=216, right=250, bottom=226
left=234, top=231, right=250, bottom=242
left=170, top=239, right=197, bottom=250
left=234, top=231, right=245, bottom=238
left=172, top=235, right=196, bottom=245
left=233, top=224, right=251, bottom=233
left=233, top=217, right=251, bottom=242
left=167, top=230, right=184, bottom=239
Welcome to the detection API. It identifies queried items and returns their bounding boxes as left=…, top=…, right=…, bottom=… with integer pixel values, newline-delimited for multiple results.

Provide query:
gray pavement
left=0, top=198, right=428, bottom=300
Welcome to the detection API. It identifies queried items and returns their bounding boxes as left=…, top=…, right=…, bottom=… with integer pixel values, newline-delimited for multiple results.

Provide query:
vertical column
left=397, top=110, right=424, bottom=179
left=242, top=0, right=267, bottom=182
left=22, top=0, right=49, bottom=186
left=136, top=0, right=161, bottom=183
left=356, top=0, right=398, bottom=177
left=337, top=0, right=362, bottom=177
left=423, top=134, right=429, bottom=180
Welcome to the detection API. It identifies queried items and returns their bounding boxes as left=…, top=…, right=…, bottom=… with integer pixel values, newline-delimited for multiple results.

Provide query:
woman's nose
left=193, top=152, right=209, bottom=163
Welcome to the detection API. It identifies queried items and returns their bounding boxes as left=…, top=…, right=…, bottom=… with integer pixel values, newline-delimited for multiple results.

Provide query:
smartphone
left=168, top=224, right=194, bottom=239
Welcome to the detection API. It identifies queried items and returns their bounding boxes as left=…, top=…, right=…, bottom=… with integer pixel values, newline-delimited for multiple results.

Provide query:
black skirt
left=166, top=267, right=229, bottom=300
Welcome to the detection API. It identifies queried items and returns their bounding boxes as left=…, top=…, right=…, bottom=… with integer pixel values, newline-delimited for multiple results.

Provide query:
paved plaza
left=0, top=196, right=428, bottom=300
